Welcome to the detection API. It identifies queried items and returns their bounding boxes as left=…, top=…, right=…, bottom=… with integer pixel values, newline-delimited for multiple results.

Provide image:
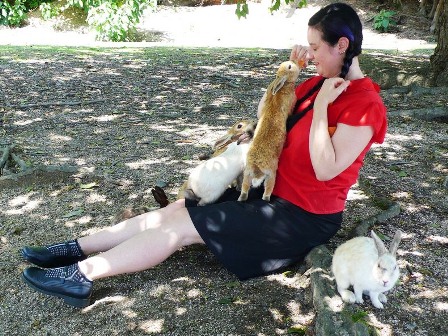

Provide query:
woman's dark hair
left=308, top=2, right=363, bottom=78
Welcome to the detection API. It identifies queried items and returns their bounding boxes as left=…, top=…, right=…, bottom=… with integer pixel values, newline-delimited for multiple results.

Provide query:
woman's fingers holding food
left=290, top=45, right=308, bottom=68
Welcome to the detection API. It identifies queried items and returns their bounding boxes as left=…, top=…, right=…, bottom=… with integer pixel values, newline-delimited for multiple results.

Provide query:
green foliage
left=269, top=0, right=306, bottom=13
left=235, top=1, right=249, bottom=19
left=351, top=310, right=369, bottom=323
left=236, top=0, right=307, bottom=19
left=39, top=2, right=59, bottom=20
left=373, top=9, right=397, bottom=33
left=287, top=326, right=307, bottom=335
left=24, top=0, right=47, bottom=10
left=86, top=0, right=155, bottom=42
left=0, top=0, right=27, bottom=26
left=38, top=0, right=156, bottom=42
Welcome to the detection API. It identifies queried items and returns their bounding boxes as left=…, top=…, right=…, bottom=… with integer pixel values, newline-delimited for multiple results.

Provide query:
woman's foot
left=22, top=263, right=93, bottom=308
left=21, top=240, right=86, bottom=268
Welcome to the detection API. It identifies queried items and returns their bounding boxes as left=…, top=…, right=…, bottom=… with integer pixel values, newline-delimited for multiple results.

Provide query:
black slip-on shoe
left=22, top=266, right=93, bottom=308
left=21, top=242, right=86, bottom=268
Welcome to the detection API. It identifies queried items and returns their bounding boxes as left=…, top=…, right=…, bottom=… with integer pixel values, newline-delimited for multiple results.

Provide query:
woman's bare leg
left=77, top=199, right=187, bottom=255
left=78, top=205, right=204, bottom=281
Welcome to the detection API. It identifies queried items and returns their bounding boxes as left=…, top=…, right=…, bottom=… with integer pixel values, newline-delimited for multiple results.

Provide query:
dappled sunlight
left=171, top=276, right=196, bottom=285
left=399, top=250, right=424, bottom=257
left=82, top=295, right=134, bottom=312
left=187, top=288, right=202, bottom=298
left=392, top=191, right=411, bottom=199
left=126, top=157, right=171, bottom=170
left=367, top=314, right=393, bottom=336
left=139, top=319, right=164, bottom=334
left=175, top=307, right=187, bottom=316
left=13, top=117, right=43, bottom=126
left=435, top=302, right=448, bottom=311
left=88, top=114, right=124, bottom=122
left=269, top=307, right=284, bottom=323
left=286, top=301, right=315, bottom=325
left=5, top=193, right=42, bottom=215
left=267, top=272, right=309, bottom=290
left=347, top=187, right=369, bottom=201
left=387, top=133, right=424, bottom=142
left=49, top=134, right=73, bottom=142
left=425, top=235, right=448, bottom=244
left=64, top=215, right=93, bottom=228
left=85, top=192, right=110, bottom=204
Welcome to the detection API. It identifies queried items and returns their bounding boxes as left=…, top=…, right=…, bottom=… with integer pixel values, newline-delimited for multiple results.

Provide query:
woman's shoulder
left=348, top=77, right=381, bottom=94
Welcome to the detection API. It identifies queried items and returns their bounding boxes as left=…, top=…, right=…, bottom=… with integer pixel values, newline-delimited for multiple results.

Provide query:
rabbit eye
left=237, top=124, right=242, bottom=129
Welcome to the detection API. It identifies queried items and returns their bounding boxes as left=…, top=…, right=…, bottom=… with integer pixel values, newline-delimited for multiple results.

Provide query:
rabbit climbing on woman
left=332, top=230, right=402, bottom=309
left=183, top=120, right=257, bottom=206
left=238, top=60, right=301, bottom=202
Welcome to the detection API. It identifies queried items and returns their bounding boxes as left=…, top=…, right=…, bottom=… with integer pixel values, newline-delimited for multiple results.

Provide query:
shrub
left=373, top=9, right=397, bottom=33
left=38, top=0, right=157, bottom=42
left=86, top=0, right=156, bottom=42
left=0, top=0, right=27, bottom=26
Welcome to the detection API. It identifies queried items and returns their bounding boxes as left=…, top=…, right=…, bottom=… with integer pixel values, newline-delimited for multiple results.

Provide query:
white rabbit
left=331, top=230, right=402, bottom=309
left=184, top=121, right=256, bottom=206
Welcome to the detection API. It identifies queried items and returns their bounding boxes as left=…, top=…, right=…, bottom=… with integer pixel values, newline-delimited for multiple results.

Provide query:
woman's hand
left=290, top=44, right=308, bottom=69
left=314, top=77, right=350, bottom=110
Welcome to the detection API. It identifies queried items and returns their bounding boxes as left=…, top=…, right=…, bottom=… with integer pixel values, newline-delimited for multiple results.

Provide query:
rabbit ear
left=271, top=75, right=288, bottom=95
left=371, top=230, right=388, bottom=255
left=213, top=134, right=233, bottom=151
left=389, top=230, right=402, bottom=256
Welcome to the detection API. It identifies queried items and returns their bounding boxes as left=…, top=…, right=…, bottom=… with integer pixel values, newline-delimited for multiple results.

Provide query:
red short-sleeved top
left=272, top=75, right=387, bottom=214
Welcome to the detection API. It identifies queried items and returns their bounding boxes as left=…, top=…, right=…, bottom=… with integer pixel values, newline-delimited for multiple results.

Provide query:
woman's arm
left=310, top=78, right=374, bottom=181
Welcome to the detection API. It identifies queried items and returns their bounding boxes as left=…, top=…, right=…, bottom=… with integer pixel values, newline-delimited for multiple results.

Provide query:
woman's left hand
left=315, top=78, right=350, bottom=110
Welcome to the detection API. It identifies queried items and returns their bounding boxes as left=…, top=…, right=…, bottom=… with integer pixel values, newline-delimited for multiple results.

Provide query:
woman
left=21, top=2, right=387, bottom=308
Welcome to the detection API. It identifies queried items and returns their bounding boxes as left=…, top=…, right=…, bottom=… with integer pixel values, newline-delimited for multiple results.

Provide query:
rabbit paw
left=238, top=192, right=248, bottom=201
left=370, top=293, right=385, bottom=309
left=339, top=289, right=356, bottom=304
left=371, top=299, right=384, bottom=309
left=379, top=293, right=388, bottom=303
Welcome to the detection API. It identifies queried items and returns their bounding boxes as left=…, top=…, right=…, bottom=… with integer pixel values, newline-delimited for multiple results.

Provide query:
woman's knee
left=168, top=207, right=204, bottom=246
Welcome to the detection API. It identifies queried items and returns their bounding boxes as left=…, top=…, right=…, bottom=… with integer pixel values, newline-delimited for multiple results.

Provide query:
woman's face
left=306, top=27, right=344, bottom=78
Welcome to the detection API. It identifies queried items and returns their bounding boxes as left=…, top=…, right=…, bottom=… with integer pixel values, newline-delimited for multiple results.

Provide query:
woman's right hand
left=290, top=44, right=308, bottom=69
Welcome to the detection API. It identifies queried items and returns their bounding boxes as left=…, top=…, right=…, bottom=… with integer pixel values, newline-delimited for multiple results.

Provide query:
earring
left=339, top=50, right=345, bottom=55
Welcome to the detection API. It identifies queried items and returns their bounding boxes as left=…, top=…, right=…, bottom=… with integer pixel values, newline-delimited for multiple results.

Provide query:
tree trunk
left=430, top=0, right=448, bottom=86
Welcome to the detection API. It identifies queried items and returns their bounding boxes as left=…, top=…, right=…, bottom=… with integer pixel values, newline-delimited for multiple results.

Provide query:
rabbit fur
left=184, top=120, right=257, bottom=206
left=238, top=60, right=300, bottom=202
left=176, top=119, right=257, bottom=200
left=332, top=230, right=402, bottom=309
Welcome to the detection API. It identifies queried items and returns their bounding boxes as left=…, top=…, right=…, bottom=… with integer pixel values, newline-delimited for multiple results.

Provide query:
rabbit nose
left=383, top=280, right=388, bottom=286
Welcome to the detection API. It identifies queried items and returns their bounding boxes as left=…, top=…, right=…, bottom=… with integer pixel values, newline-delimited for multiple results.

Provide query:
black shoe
left=22, top=264, right=93, bottom=308
left=21, top=240, right=86, bottom=268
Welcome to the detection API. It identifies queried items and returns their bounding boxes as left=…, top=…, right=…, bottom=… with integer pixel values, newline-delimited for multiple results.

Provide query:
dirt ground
left=0, top=1, right=447, bottom=336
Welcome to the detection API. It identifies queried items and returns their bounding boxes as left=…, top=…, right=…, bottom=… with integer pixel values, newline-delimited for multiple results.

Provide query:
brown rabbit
left=238, top=61, right=300, bottom=202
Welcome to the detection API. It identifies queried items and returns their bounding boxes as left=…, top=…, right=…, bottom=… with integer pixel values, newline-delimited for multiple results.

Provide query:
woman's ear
left=337, top=37, right=350, bottom=54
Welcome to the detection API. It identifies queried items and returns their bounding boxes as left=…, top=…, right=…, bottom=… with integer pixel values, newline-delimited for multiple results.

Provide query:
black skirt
left=186, top=187, right=342, bottom=280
